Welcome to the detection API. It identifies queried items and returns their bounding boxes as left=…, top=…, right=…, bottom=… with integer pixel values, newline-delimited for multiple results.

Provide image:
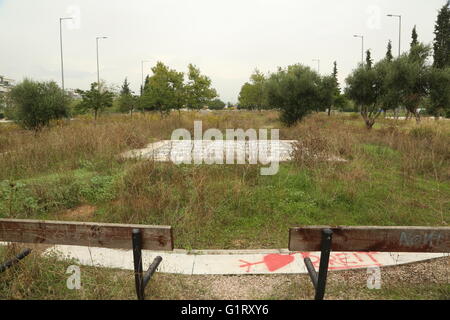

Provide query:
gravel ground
left=150, top=256, right=450, bottom=300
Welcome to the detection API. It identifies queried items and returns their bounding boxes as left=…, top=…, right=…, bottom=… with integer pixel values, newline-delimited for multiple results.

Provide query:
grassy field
left=1, top=111, right=449, bottom=300
left=0, top=111, right=449, bottom=249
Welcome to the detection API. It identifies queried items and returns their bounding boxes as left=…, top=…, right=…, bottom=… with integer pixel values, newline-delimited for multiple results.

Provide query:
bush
left=9, top=79, right=71, bottom=131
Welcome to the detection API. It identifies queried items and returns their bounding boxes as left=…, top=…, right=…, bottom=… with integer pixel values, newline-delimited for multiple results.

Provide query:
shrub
left=9, top=79, right=71, bottom=131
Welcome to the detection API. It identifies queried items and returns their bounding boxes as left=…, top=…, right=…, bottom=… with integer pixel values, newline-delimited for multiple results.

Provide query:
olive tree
left=9, top=79, right=70, bottom=131
left=265, top=64, right=331, bottom=126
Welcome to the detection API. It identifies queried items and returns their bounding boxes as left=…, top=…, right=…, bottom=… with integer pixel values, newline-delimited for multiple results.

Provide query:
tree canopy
left=9, top=79, right=70, bottom=131
left=76, top=82, right=114, bottom=120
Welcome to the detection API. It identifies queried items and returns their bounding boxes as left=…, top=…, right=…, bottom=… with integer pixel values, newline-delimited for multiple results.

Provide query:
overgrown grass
left=0, top=112, right=449, bottom=249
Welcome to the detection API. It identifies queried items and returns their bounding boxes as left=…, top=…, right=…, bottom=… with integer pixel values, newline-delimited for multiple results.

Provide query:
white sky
left=0, top=0, right=446, bottom=103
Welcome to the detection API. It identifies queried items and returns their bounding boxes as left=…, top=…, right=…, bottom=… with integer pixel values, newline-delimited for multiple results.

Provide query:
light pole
left=312, top=59, right=320, bottom=73
left=96, top=37, right=108, bottom=91
left=59, top=17, right=73, bottom=91
left=353, top=34, right=364, bottom=66
left=141, top=60, right=151, bottom=94
left=387, top=14, right=402, bottom=57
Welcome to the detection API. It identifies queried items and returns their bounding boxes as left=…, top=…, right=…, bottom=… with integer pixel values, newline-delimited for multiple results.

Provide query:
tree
left=118, top=78, right=138, bottom=116
left=9, top=79, right=70, bottom=131
left=433, top=1, right=450, bottom=68
left=238, top=69, right=267, bottom=110
left=345, top=63, right=382, bottom=129
left=328, top=61, right=341, bottom=116
left=384, top=44, right=432, bottom=122
left=428, top=67, right=450, bottom=118
left=208, top=98, right=226, bottom=110
left=141, top=62, right=185, bottom=116
left=411, top=25, right=419, bottom=48
left=386, top=40, right=394, bottom=62
left=185, top=64, right=217, bottom=110
left=76, top=82, right=114, bottom=120
left=265, top=64, right=332, bottom=126
left=320, top=75, right=337, bottom=116
left=365, top=49, right=373, bottom=69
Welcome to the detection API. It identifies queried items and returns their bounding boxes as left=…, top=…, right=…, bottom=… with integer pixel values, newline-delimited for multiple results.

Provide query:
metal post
left=96, top=37, right=107, bottom=92
left=361, top=36, right=364, bottom=66
left=315, top=229, right=333, bottom=300
left=59, top=18, right=73, bottom=91
left=132, top=229, right=163, bottom=300
left=132, top=229, right=144, bottom=300
left=0, top=248, right=32, bottom=273
left=398, top=16, right=402, bottom=57
left=60, top=19, right=64, bottom=91
left=353, top=35, right=364, bottom=66
left=96, top=38, right=100, bottom=88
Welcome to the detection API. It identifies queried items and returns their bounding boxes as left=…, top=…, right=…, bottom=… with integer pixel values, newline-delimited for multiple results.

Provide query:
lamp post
left=353, top=34, right=364, bottom=66
left=96, top=37, right=108, bottom=91
left=312, top=59, right=320, bottom=73
left=387, top=14, right=402, bottom=57
left=141, top=60, right=151, bottom=94
left=59, top=17, right=73, bottom=91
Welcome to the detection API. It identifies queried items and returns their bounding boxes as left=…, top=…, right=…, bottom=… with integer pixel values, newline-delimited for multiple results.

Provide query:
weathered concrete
left=121, top=140, right=347, bottom=163
left=41, top=245, right=448, bottom=275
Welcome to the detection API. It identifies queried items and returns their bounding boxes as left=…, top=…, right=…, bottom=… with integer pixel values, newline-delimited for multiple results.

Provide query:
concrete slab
left=120, top=140, right=347, bottom=163
left=37, top=244, right=448, bottom=275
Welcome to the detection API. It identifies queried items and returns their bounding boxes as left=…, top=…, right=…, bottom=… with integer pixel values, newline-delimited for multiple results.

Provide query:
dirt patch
left=60, top=205, right=96, bottom=221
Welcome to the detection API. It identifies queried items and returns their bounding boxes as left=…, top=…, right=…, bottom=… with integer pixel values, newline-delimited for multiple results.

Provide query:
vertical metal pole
left=361, top=36, right=364, bottom=66
left=96, top=38, right=100, bottom=89
left=141, top=61, right=144, bottom=94
left=132, top=229, right=144, bottom=300
left=315, top=228, right=333, bottom=300
left=398, top=16, right=402, bottom=57
left=60, top=19, right=65, bottom=91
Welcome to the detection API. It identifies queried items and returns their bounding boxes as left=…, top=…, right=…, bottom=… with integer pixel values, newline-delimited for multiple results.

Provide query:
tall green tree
left=118, top=78, right=138, bottom=116
left=76, top=82, right=114, bottom=120
left=386, top=40, right=394, bottom=62
left=411, top=25, right=419, bottom=48
left=9, top=79, right=70, bottom=131
left=141, top=62, right=185, bottom=116
left=328, top=61, right=341, bottom=116
left=428, top=67, right=450, bottom=118
left=365, top=50, right=373, bottom=69
left=433, top=1, right=450, bottom=68
left=185, top=64, right=218, bottom=110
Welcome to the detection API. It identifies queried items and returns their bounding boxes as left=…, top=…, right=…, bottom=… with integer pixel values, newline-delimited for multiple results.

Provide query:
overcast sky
left=0, top=0, right=446, bottom=103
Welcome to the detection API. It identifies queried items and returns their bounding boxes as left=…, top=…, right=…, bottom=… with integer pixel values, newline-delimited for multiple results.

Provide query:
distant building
left=0, top=75, right=14, bottom=93
left=66, top=89, right=82, bottom=100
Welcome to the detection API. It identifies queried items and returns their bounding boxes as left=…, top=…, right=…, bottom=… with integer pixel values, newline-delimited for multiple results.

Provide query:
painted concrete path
left=41, top=245, right=448, bottom=275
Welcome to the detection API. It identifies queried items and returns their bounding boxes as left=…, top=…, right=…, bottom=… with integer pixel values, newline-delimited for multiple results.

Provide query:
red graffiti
left=239, top=253, right=295, bottom=272
left=238, top=252, right=382, bottom=273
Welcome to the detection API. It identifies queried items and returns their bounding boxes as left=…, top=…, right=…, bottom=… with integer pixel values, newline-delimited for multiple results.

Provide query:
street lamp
left=141, top=60, right=151, bottom=94
left=387, top=14, right=402, bottom=57
left=96, top=36, right=108, bottom=91
left=353, top=34, right=364, bottom=66
left=312, top=59, right=320, bottom=73
left=59, top=17, right=73, bottom=91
